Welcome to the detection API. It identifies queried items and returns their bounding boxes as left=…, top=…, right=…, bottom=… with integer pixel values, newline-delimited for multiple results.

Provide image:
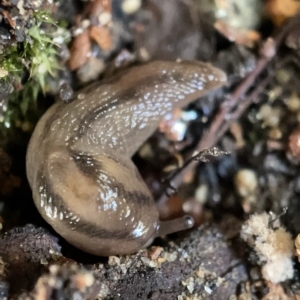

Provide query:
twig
left=162, top=148, right=229, bottom=197
left=157, top=13, right=300, bottom=207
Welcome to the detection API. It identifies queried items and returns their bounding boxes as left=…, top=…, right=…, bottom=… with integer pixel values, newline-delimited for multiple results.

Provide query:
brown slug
left=26, top=60, right=226, bottom=256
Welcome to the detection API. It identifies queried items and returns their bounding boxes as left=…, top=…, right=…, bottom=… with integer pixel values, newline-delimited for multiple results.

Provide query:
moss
left=0, top=9, right=67, bottom=141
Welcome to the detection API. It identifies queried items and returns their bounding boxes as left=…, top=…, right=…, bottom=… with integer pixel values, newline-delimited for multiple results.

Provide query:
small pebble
left=268, top=127, right=282, bottom=140
left=234, top=169, right=258, bottom=198
left=40, top=258, right=48, bottom=265
left=285, top=92, right=300, bottom=113
left=164, top=251, right=177, bottom=262
left=121, top=0, right=142, bottom=14
left=258, top=104, right=281, bottom=128
left=275, top=69, right=291, bottom=84
left=204, top=285, right=213, bottom=294
left=195, top=184, right=208, bottom=205
left=77, top=56, right=105, bottom=83
left=98, top=283, right=110, bottom=299
left=59, top=83, right=74, bottom=102
left=108, top=256, right=120, bottom=266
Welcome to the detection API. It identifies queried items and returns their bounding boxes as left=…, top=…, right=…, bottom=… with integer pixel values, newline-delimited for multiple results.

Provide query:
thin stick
left=157, top=13, right=300, bottom=207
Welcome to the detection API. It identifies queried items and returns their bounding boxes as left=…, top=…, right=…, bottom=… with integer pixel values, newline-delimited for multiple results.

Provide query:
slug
left=26, top=60, right=226, bottom=256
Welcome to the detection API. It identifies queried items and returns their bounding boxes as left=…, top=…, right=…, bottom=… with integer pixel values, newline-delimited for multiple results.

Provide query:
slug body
left=26, top=61, right=226, bottom=256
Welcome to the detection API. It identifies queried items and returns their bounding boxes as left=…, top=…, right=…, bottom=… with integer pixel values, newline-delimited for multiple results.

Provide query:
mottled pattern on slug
left=26, top=60, right=226, bottom=256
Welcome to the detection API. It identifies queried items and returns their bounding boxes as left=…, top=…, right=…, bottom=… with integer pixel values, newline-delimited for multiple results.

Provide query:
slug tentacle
left=26, top=60, right=226, bottom=256
left=155, top=215, right=195, bottom=238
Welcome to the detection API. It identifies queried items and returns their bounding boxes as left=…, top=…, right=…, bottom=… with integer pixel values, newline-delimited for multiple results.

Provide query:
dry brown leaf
left=68, top=31, right=91, bottom=71
left=214, top=20, right=260, bottom=48
left=89, top=26, right=112, bottom=51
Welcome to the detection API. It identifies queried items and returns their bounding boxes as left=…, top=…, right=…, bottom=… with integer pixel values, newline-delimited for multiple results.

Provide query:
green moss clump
left=0, top=10, right=69, bottom=141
